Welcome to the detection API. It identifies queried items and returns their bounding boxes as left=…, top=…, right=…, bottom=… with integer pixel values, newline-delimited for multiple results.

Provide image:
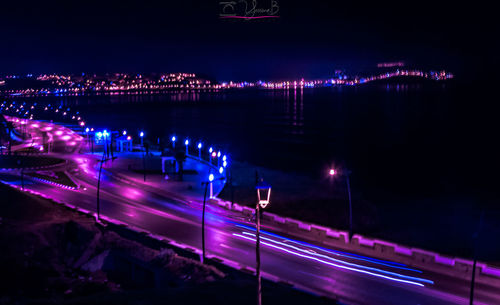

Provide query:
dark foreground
left=0, top=183, right=335, bottom=305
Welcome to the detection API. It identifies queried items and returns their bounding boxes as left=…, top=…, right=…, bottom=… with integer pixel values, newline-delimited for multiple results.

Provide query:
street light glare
left=329, top=169, right=336, bottom=176
left=198, top=142, right=202, bottom=149
left=140, top=131, right=144, bottom=137
left=123, top=130, right=127, bottom=136
left=209, top=173, right=214, bottom=182
left=185, top=139, right=189, bottom=145
left=171, top=136, right=176, bottom=142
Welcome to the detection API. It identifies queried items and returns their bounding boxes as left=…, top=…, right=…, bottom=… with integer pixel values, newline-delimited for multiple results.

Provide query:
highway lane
left=2, top=170, right=498, bottom=305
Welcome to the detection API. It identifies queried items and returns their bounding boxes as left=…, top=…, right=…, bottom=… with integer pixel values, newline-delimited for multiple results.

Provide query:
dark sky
left=0, top=0, right=497, bottom=80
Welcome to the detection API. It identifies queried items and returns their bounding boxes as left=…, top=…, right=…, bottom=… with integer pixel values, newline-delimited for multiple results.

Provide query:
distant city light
left=185, top=139, right=189, bottom=145
left=140, top=131, right=144, bottom=137
left=219, top=167, right=224, bottom=174
left=171, top=136, right=176, bottom=142
left=123, top=130, right=127, bottom=136
left=329, top=169, right=336, bottom=176
left=198, top=142, right=202, bottom=149
left=209, top=174, right=214, bottom=182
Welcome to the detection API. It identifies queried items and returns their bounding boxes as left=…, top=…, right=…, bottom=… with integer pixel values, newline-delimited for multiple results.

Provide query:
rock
left=81, top=250, right=110, bottom=273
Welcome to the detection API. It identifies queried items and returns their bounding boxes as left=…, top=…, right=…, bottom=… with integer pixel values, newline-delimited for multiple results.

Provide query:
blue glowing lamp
left=219, top=167, right=224, bottom=174
left=140, top=131, right=144, bottom=137
left=171, top=136, right=176, bottom=142
left=209, top=173, right=214, bottom=182
left=185, top=139, right=189, bottom=146
left=123, top=130, right=127, bottom=136
left=198, top=142, right=202, bottom=149
left=256, top=180, right=271, bottom=208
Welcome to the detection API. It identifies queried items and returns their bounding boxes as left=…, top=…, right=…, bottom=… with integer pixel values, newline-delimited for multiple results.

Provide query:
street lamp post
left=198, top=142, right=202, bottom=159
left=329, top=168, right=353, bottom=241
left=201, top=173, right=214, bottom=264
left=185, top=139, right=189, bottom=155
left=140, top=131, right=146, bottom=181
left=96, top=152, right=117, bottom=221
left=470, top=211, right=484, bottom=305
left=85, top=127, right=90, bottom=150
left=171, top=136, right=176, bottom=149
left=255, top=179, right=271, bottom=305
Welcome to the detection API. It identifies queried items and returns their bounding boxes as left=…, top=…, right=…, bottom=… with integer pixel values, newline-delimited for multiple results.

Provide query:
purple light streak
left=232, top=233, right=429, bottom=287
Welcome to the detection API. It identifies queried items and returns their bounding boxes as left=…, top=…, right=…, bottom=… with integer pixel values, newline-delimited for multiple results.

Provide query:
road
left=1, top=117, right=499, bottom=305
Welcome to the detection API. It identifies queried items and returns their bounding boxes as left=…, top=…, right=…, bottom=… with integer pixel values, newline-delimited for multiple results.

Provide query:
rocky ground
left=0, top=183, right=336, bottom=305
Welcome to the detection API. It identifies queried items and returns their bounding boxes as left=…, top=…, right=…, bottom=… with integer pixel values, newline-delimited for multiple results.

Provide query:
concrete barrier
left=212, top=196, right=500, bottom=286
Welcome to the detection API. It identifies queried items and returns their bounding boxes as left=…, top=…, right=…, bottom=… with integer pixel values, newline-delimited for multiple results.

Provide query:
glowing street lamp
left=201, top=172, right=217, bottom=264
left=217, top=151, right=221, bottom=167
left=85, top=128, right=90, bottom=151
left=122, top=130, right=127, bottom=136
left=139, top=131, right=144, bottom=146
left=184, top=139, right=189, bottom=155
left=255, top=178, right=271, bottom=305
left=197, top=142, right=202, bottom=158
left=171, top=135, right=176, bottom=149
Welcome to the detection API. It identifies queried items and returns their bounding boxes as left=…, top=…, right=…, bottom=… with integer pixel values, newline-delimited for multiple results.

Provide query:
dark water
left=22, top=80, right=492, bottom=198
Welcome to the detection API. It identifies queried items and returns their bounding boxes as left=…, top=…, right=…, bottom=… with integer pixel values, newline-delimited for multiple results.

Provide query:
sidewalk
left=92, top=151, right=226, bottom=202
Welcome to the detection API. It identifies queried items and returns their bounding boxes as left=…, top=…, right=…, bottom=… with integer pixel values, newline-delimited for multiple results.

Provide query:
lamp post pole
left=470, top=211, right=484, bottom=305
left=96, top=152, right=105, bottom=221
left=329, top=168, right=353, bottom=241
left=346, top=173, right=353, bottom=241
left=201, top=181, right=208, bottom=263
left=201, top=173, right=218, bottom=264
left=256, top=202, right=262, bottom=305
left=255, top=179, right=271, bottom=305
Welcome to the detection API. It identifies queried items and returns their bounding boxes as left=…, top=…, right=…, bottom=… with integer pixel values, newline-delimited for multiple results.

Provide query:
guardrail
left=212, top=199, right=500, bottom=288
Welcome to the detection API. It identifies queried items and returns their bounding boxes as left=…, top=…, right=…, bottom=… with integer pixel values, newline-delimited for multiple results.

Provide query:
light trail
left=232, top=233, right=427, bottom=287
left=241, top=231, right=434, bottom=285
left=233, top=223, right=420, bottom=272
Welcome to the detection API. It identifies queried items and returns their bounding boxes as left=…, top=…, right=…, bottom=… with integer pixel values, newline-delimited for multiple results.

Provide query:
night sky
left=1, top=0, right=497, bottom=80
